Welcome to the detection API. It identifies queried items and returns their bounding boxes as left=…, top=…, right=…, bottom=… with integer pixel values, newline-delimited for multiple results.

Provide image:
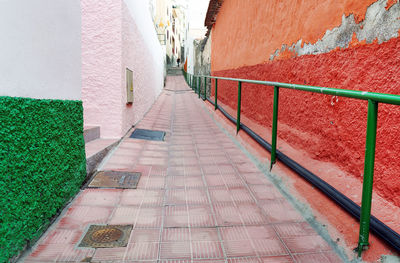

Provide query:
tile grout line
left=189, top=90, right=228, bottom=263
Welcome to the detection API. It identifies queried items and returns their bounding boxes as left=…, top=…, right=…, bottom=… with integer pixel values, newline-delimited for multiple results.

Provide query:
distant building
left=151, top=0, right=188, bottom=66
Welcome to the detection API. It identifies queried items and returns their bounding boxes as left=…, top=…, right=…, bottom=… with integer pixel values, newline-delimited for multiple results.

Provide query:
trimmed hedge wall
left=0, top=96, right=86, bottom=262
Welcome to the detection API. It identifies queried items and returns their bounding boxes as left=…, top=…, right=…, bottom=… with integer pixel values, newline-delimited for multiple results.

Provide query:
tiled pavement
left=22, top=76, right=343, bottom=263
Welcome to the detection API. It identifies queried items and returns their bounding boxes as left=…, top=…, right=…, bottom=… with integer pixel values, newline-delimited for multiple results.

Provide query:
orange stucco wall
left=211, top=0, right=376, bottom=71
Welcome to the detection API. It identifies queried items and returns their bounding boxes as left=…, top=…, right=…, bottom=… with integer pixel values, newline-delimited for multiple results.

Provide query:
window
left=126, top=68, right=133, bottom=104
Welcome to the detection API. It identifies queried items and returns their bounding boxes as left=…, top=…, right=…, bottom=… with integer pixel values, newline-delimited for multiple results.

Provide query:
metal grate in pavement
left=79, top=225, right=132, bottom=248
left=88, top=170, right=141, bottom=189
left=129, top=128, right=166, bottom=141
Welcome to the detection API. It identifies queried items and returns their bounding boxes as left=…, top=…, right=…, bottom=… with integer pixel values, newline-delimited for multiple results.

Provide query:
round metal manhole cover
left=90, top=227, right=123, bottom=243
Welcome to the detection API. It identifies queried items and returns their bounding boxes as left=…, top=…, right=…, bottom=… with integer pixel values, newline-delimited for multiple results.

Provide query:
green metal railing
left=182, top=70, right=400, bottom=257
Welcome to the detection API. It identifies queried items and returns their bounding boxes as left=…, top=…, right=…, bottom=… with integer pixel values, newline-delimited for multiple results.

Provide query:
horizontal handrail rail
left=182, top=69, right=400, bottom=259
left=196, top=75, right=400, bottom=106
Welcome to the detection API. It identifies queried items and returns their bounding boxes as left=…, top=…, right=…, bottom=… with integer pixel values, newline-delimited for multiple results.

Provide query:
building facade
left=152, top=0, right=188, bottom=66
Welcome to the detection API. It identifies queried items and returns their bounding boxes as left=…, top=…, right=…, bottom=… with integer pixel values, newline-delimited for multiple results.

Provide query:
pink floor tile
left=41, top=229, right=83, bottom=245
left=109, top=206, right=139, bottom=225
left=119, top=189, right=145, bottom=206
left=237, top=204, right=266, bottom=225
left=192, top=241, right=224, bottom=259
left=249, top=185, right=282, bottom=201
left=143, top=176, right=166, bottom=189
left=168, top=166, right=186, bottom=176
left=205, top=175, right=226, bottom=187
left=135, top=211, right=163, bottom=227
left=227, top=258, right=260, bottom=263
left=191, top=228, right=220, bottom=241
left=323, top=251, right=344, bottom=263
left=283, top=235, right=332, bottom=253
left=202, top=165, right=220, bottom=175
left=185, top=176, right=205, bottom=188
left=129, top=228, right=160, bottom=243
left=245, top=226, right=278, bottom=240
left=166, top=189, right=186, bottom=204
left=252, top=239, right=288, bottom=256
left=186, top=189, right=209, bottom=205
left=29, top=244, right=94, bottom=262
left=184, top=165, right=203, bottom=176
left=260, top=255, right=294, bottom=262
left=259, top=200, right=304, bottom=223
left=188, top=206, right=216, bottom=227
left=292, top=253, right=333, bottom=263
left=193, top=260, right=225, bottom=263
left=218, top=165, right=236, bottom=174
left=162, top=228, right=190, bottom=241
left=235, top=163, right=260, bottom=173
left=160, top=260, right=191, bottom=263
left=150, top=166, right=168, bottom=176
left=58, top=206, right=113, bottom=229
left=199, top=156, right=217, bottom=164
left=223, top=240, right=256, bottom=257
left=75, top=189, right=121, bottom=207
left=241, top=173, right=271, bottom=185
left=167, top=176, right=186, bottom=188
left=229, top=188, right=255, bottom=203
left=220, top=226, right=249, bottom=241
left=214, top=204, right=243, bottom=226
left=164, top=215, right=189, bottom=228
left=92, top=247, right=127, bottom=261
left=160, top=242, right=191, bottom=259
left=273, top=222, right=317, bottom=238
left=209, top=188, right=233, bottom=203
left=125, top=242, right=159, bottom=261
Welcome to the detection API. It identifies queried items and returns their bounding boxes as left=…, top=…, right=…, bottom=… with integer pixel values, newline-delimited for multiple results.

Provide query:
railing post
left=215, top=79, right=218, bottom=110
left=204, top=76, right=207, bottom=100
left=198, top=77, right=201, bottom=98
left=270, top=86, right=279, bottom=170
left=357, top=99, right=378, bottom=257
left=236, top=81, right=242, bottom=133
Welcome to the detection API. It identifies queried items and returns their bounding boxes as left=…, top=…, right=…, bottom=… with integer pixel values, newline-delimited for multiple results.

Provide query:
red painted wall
left=211, top=0, right=400, bottom=207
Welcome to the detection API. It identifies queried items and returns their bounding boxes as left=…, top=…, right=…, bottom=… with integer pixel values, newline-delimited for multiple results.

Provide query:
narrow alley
left=21, top=76, right=342, bottom=263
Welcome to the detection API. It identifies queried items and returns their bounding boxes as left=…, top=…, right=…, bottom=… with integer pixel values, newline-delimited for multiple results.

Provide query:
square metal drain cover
left=129, top=128, right=165, bottom=141
left=88, top=170, right=141, bottom=189
left=79, top=225, right=132, bottom=248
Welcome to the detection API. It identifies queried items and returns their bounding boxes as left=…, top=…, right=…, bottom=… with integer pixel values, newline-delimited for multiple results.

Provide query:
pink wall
left=121, top=1, right=164, bottom=136
left=82, top=0, right=164, bottom=138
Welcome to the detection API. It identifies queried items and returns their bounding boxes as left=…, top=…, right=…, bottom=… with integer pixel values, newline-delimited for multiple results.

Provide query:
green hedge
left=0, top=96, right=86, bottom=262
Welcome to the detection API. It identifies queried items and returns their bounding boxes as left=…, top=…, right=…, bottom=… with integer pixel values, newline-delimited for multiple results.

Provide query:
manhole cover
left=91, top=227, right=123, bottom=243
left=79, top=225, right=132, bottom=248
left=129, top=128, right=166, bottom=141
left=88, top=170, right=141, bottom=189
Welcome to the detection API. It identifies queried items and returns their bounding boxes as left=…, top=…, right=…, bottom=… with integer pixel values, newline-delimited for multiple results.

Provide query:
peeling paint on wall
left=270, top=0, right=400, bottom=60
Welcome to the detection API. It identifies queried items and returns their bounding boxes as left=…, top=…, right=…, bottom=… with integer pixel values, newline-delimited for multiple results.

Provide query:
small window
left=126, top=68, right=133, bottom=104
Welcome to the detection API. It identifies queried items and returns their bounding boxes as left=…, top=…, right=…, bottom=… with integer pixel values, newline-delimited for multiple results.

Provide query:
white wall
left=120, top=0, right=165, bottom=136
left=0, top=0, right=81, bottom=100
left=186, top=35, right=195, bottom=74
left=124, top=0, right=165, bottom=70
